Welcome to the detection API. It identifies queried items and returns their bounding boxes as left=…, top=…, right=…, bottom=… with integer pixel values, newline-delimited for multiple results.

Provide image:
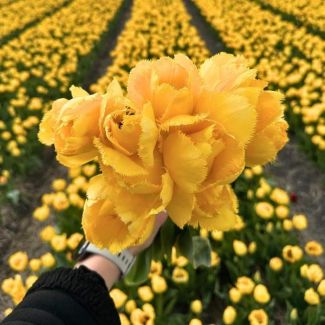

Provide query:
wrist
left=76, top=254, right=121, bottom=290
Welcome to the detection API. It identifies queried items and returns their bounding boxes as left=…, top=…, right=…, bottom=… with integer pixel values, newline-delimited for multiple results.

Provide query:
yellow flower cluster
left=1, top=250, right=57, bottom=306
left=0, top=0, right=123, bottom=184
left=0, top=0, right=67, bottom=40
left=224, top=277, right=271, bottom=324
left=39, top=51, right=287, bottom=252
left=91, top=0, right=209, bottom=93
left=106, top=255, right=214, bottom=325
left=261, top=0, right=325, bottom=31
left=193, top=0, right=325, bottom=160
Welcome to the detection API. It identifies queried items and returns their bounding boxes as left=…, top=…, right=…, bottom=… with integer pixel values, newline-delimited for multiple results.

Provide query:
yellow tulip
left=304, top=288, right=320, bottom=305
left=223, top=306, right=237, bottom=324
left=8, top=251, right=28, bottom=272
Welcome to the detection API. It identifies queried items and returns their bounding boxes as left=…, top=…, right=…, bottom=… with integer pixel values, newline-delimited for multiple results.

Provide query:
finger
left=145, top=211, right=168, bottom=246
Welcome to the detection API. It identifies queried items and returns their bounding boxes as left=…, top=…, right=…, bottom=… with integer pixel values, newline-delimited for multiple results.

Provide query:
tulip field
left=0, top=0, right=324, bottom=324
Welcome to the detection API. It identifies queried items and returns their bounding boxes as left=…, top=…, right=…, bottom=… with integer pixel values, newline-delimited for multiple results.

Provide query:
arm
left=2, top=212, right=166, bottom=325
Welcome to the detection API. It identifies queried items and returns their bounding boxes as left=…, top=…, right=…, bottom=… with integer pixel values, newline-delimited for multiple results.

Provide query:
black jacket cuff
left=27, top=266, right=120, bottom=325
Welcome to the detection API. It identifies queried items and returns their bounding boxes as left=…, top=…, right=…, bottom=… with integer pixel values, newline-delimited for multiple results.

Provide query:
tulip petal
left=70, top=86, right=89, bottom=98
left=255, top=91, right=284, bottom=132
left=167, top=186, right=194, bottom=228
left=82, top=198, right=136, bottom=253
left=160, top=114, right=209, bottom=133
left=163, top=131, right=207, bottom=192
left=38, top=98, right=67, bottom=145
left=149, top=172, right=174, bottom=215
left=174, top=53, right=202, bottom=98
left=139, top=103, right=159, bottom=167
left=196, top=91, right=256, bottom=145
left=161, top=88, right=194, bottom=122
left=127, top=60, right=158, bottom=108
left=200, top=53, right=256, bottom=91
left=190, top=185, right=238, bottom=231
left=94, top=138, right=147, bottom=176
left=153, top=57, right=188, bottom=89
left=246, top=120, right=288, bottom=166
left=57, top=149, right=97, bottom=168
left=86, top=174, right=107, bottom=201
left=208, top=135, right=245, bottom=185
left=113, top=189, right=159, bottom=225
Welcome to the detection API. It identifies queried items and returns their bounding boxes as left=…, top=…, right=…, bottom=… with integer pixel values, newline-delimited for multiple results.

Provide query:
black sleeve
left=1, top=266, right=121, bottom=325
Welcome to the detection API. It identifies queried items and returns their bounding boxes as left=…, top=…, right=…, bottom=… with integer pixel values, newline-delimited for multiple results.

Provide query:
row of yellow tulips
left=192, top=0, right=325, bottom=169
left=91, top=0, right=209, bottom=93
left=0, top=0, right=69, bottom=42
left=0, top=0, right=123, bottom=189
left=260, top=0, right=325, bottom=32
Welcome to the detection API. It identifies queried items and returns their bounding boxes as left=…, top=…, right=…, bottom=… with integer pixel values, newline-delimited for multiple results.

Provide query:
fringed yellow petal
left=153, top=57, right=188, bottom=89
left=127, top=60, right=157, bottom=109
left=189, top=124, right=215, bottom=143
left=208, top=135, right=245, bottom=185
left=167, top=186, right=194, bottom=228
left=160, top=172, right=174, bottom=207
left=82, top=198, right=137, bottom=253
left=255, top=91, right=284, bottom=132
left=104, top=151, right=163, bottom=194
left=233, top=87, right=263, bottom=107
left=245, top=133, right=277, bottom=166
left=246, top=119, right=288, bottom=166
left=56, top=149, right=97, bottom=168
left=138, top=103, right=159, bottom=167
left=160, top=114, right=208, bottom=133
left=196, top=207, right=237, bottom=231
left=70, top=85, right=89, bottom=98
left=59, top=136, right=94, bottom=155
left=163, top=131, right=207, bottom=193
left=200, top=53, right=256, bottom=91
left=196, top=91, right=256, bottom=145
left=174, top=53, right=202, bottom=98
left=106, top=79, right=123, bottom=97
left=38, top=111, right=55, bottom=146
left=86, top=174, right=107, bottom=201
left=113, top=189, right=159, bottom=225
left=94, top=138, right=147, bottom=176
left=129, top=216, right=156, bottom=246
left=38, top=98, right=67, bottom=145
left=149, top=172, right=174, bottom=215
left=106, top=113, right=141, bottom=155
left=190, top=185, right=238, bottom=231
left=152, top=83, right=177, bottom=120
left=264, top=120, right=289, bottom=151
left=161, top=88, right=194, bottom=122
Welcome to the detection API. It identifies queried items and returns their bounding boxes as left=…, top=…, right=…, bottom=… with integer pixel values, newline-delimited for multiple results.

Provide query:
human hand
left=76, top=211, right=167, bottom=289
left=128, top=210, right=168, bottom=256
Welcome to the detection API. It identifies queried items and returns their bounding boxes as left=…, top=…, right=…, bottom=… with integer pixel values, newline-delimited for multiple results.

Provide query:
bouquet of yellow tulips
left=38, top=53, right=288, bottom=278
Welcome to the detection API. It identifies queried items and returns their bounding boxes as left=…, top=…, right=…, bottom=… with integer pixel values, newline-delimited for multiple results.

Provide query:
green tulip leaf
left=192, top=236, right=211, bottom=268
left=124, top=247, right=152, bottom=286
left=175, top=227, right=193, bottom=262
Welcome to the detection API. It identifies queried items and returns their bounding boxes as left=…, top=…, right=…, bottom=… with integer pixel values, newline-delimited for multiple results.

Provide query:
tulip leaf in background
left=158, top=313, right=187, bottom=325
left=124, top=247, right=152, bottom=286
left=192, top=236, right=211, bottom=268
left=175, top=227, right=193, bottom=262
left=158, top=218, right=179, bottom=262
left=6, top=190, right=20, bottom=206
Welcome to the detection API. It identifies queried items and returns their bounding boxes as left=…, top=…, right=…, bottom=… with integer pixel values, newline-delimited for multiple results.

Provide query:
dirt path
left=266, top=140, right=325, bottom=267
left=0, top=152, right=66, bottom=313
left=184, top=0, right=325, bottom=268
left=83, top=0, right=132, bottom=89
